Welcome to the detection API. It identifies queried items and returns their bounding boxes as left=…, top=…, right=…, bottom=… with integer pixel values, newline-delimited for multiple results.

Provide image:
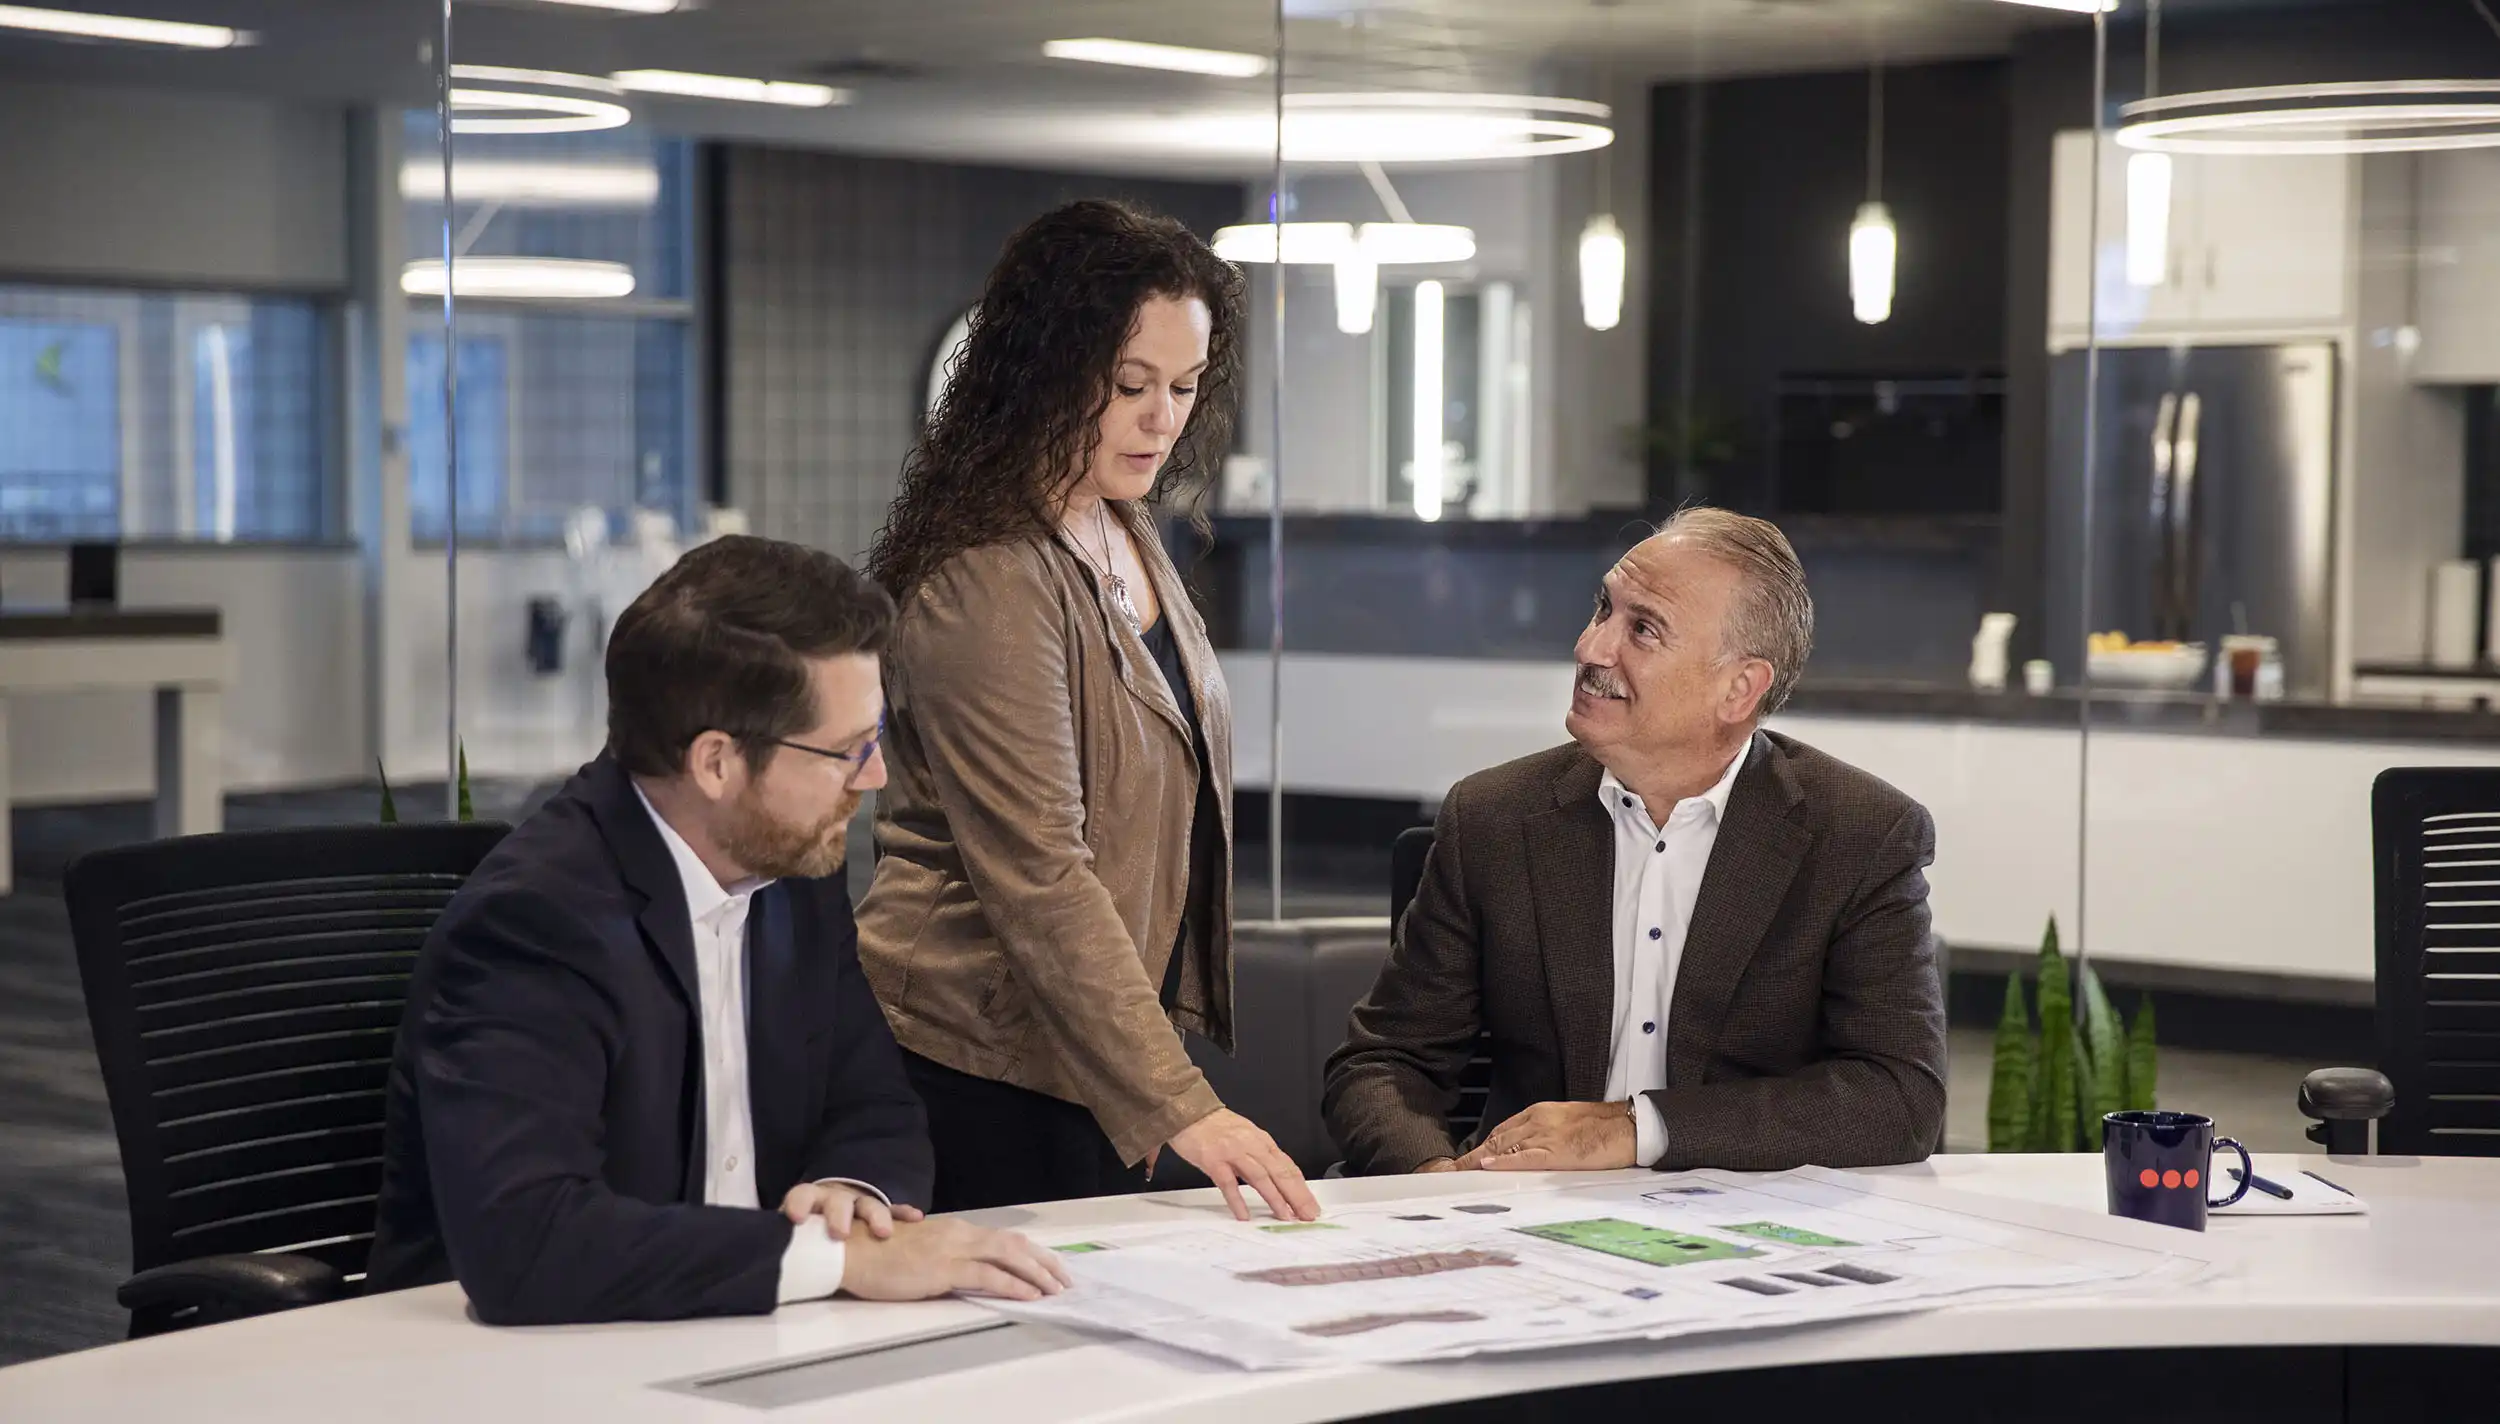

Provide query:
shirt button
left=1649, top=927, right=1662, bottom=941
left=1643, top=1021, right=1658, bottom=1035
left=1622, top=796, right=1636, bottom=809
left=1655, top=841, right=1666, bottom=853
left=724, top=1155, right=740, bottom=1173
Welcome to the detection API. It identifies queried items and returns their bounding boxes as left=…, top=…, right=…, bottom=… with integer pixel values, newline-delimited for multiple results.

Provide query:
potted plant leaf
left=1986, top=917, right=2159, bottom=1152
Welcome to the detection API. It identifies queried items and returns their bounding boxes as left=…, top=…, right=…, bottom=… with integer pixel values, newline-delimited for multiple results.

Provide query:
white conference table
left=4, top=1153, right=2497, bottom=1423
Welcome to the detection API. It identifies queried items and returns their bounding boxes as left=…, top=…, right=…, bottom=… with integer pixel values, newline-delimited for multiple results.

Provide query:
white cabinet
left=2049, top=130, right=2352, bottom=348
left=2412, top=150, right=2500, bottom=381
left=2190, top=153, right=2352, bottom=329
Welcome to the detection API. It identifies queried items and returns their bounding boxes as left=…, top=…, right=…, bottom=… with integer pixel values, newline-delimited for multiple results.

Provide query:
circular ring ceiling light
left=449, top=66, right=632, bottom=135
left=401, top=257, right=637, bottom=300
left=2117, top=80, right=2500, bottom=155
left=1280, top=92, right=1612, bottom=164
left=1210, top=222, right=1477, bottom=265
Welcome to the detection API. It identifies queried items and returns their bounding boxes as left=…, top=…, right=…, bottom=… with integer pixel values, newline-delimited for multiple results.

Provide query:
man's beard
left=719, top=789, right=860, bottom=881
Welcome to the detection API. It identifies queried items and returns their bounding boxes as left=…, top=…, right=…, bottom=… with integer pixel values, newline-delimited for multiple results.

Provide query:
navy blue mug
left=2103, top=1111, right=2251, bottom=1231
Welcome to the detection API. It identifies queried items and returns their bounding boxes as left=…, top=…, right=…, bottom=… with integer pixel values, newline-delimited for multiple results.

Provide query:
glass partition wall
left=406, top=0, right=2464, bottom=1160
left=1238, top=8, right=1652, bottom=918
left=436, top=0, right=1284, bottom=872
left=1236, top=3, right=2102, bottom=1156
left=2068, top=0, right=2500, bottom=1150
left=0, top=1, right=444, bottom=1367
left=0, top=1, right=443, bottom=821
left=13, top=3, right=2455, bottom=1365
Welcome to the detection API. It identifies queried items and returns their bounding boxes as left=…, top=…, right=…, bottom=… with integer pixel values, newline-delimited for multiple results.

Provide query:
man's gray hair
left=1653, top=506, right=1815, bottom=717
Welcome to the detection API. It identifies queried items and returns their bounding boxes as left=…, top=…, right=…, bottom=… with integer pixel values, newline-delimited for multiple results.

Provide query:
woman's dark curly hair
left=867, top=199, right=1246, bottom=599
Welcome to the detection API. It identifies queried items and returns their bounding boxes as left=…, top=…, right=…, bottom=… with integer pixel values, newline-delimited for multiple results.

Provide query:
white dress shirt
left=1598, top=737, right=1753, bottom=1167
left=635, top=787, right=882, bottom=1304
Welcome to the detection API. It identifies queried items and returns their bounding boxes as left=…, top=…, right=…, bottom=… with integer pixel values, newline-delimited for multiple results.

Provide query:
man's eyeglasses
left=763, top=716, right=884, bottom=787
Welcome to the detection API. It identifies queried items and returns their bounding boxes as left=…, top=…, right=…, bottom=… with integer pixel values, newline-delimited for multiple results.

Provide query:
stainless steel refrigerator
left=2045, top=342, right=2337, bottom=697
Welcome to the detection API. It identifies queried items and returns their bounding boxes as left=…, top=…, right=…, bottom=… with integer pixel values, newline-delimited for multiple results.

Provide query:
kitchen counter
left=1786, top=678, right=2500, bottom=743
left=1224, top=651, right=2500, bottom=980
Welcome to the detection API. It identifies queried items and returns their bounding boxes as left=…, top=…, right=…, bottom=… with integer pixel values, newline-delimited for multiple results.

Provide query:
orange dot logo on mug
left=2137, top=1167, right=2200, bottom=1189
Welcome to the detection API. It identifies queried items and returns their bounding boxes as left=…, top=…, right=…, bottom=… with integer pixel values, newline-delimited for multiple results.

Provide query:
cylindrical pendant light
left=1333, top=254, right=1379, bottom=334
left=1580, top=213, right=1626, bottom=331
left=2125, top=0, right=2170, bottom=288
left=1412, top=279, right=1446, bottom=521
left=1850, top=62, right=1895, bottom=325
left=1579, top=51, right=1626, bottom=331
left=1849, top=203, right=1896, bottom=324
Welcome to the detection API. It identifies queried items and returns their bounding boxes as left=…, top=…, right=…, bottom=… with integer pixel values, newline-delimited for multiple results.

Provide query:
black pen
left=2302, top=1168, right=2355, bottom=1197
left=2228, top=1167, right=2294, bottom=1200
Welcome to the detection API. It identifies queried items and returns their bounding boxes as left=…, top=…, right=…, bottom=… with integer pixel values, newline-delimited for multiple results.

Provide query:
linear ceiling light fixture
left=1986, top=0, right=2116, bottom=12
left=2117, top=80, right=2500, bottom=155
left=400, top=159, right=660, bottom=206
left=1043, top=37, right=1270, bottom=78
left=612, top=69, right=846, bottom=107
left=535, top=0, right=681, bottom=11
left=449, top=66, right=631, bottom=134
left=0, top=3, right=241, bottom=47
left=401, top=257, right=636, bottom=300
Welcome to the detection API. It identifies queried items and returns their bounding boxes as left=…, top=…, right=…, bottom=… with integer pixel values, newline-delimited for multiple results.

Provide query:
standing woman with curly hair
left=857, top=200, right=1318, bottom=1221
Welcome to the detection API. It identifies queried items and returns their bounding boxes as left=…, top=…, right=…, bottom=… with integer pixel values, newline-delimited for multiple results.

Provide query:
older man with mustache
left=1322, top=507, right=1948, bottom=1176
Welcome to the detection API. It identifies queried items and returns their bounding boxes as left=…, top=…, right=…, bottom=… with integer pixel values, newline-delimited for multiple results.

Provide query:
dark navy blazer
left=367, top=752, right=932, bottom=1324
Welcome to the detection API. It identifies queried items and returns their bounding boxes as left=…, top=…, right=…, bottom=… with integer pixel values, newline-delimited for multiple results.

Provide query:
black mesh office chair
left=66, top=821, right=509, bottom=1335
left=2302, top=768, right=2500, bottom=1156
left=1390, top=825, right=1498, bottom=1144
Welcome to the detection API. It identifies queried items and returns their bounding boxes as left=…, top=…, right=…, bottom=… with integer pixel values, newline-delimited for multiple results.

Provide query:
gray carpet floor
left=0, top=889, right=122, bottom=1367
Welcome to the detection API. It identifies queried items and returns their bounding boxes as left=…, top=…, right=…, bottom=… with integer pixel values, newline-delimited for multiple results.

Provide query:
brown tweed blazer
left=1323, top=730, right=1947, bottom=1175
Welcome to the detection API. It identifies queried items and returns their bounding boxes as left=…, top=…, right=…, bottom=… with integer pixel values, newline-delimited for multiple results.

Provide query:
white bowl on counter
left=2087, top=644, right=2208, bottom=690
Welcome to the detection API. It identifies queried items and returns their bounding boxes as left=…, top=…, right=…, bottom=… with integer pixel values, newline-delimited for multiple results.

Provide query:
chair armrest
left=2299, top=1067, right=2394, bottom=1156
left=119, top=1253, right=346, bottom=1324
left=2299, top=1067, right=2394, bottom=1121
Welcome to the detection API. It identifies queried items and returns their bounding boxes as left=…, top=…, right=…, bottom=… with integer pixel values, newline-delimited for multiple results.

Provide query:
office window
left=405, top=313, right=687, bottom=542
left=0, top=284, right=332, bottom=542
left=403, top=117, right=697, bottom=544
left=406, top=333, right=511, bottom=542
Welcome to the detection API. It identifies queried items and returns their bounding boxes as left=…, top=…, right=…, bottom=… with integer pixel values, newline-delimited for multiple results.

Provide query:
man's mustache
left=1576, top=665, right=1625, bottom=698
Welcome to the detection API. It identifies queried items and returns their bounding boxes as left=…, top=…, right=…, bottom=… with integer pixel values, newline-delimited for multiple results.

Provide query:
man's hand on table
left=781, top=1181, right=921, bottom=1241
left=838, top=1218, right=1074, bottom=1302
left=1455, top=1100, right=1638, bottom=1172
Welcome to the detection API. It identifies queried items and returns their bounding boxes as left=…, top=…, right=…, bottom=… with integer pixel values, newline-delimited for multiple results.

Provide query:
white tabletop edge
left=5, top=1154, right=2497, bottom=1424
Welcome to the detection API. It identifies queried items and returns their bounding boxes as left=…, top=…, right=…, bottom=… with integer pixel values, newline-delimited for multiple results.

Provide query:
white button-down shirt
left=1598, top=737, right=1752, bottom=1167
left=635, top=787, right=873, bottom=1304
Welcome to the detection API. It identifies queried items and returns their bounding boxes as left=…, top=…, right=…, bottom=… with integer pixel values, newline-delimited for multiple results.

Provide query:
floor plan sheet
left=983, top=1167, right=2219, bottom=1368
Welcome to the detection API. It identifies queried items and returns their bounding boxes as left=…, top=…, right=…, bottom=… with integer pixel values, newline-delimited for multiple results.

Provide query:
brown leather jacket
left=856, top=502, right=1233, bottom=1165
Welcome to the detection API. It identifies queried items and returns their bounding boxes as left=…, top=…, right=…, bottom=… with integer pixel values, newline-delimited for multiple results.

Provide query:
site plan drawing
left=981, top=1167, right=2218, bottom=1369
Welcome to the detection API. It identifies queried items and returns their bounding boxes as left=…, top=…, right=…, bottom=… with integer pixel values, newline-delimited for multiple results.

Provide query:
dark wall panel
left=1647, top=59, right=2011, bottom=518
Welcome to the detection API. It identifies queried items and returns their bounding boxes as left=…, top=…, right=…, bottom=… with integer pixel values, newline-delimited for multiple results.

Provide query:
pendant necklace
left=1080, top=502, right=1142, bottom=632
